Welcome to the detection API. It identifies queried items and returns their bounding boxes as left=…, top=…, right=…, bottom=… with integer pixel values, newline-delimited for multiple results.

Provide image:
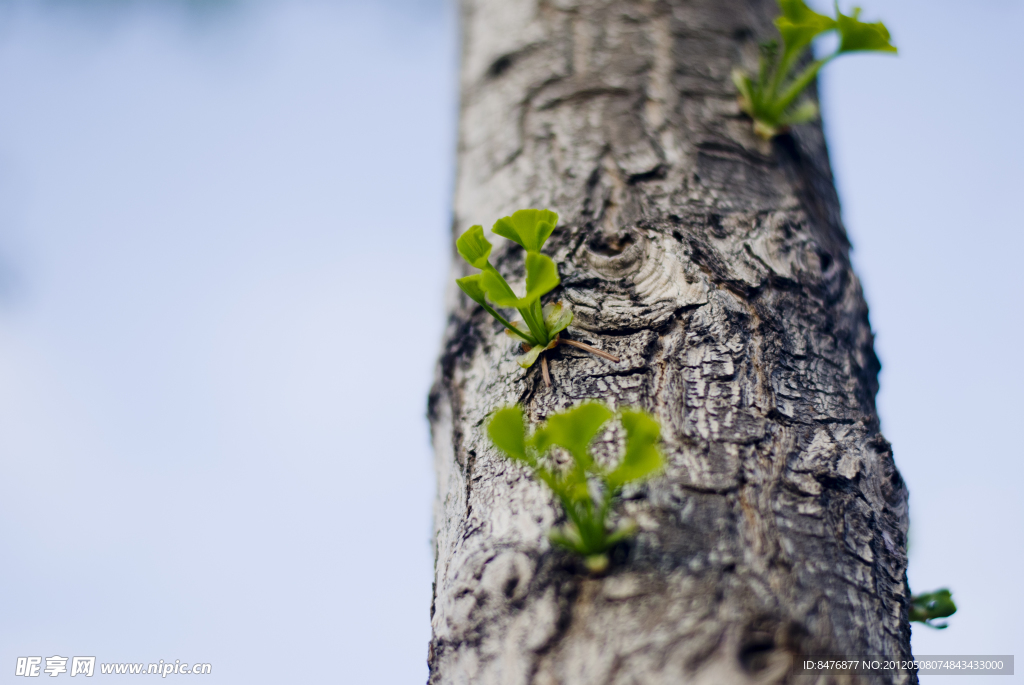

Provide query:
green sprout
left=456, top=209, right=619, bottom=386
left=732, top=0, right=896, bottom=139
left=487, top=402, right=664, bottom=572
left=910, top=589, right=957, bottom=629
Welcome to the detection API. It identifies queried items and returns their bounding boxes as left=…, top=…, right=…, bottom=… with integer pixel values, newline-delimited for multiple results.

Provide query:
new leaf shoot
left=909, top=589, right=957, bottom=629
left=487, top=403, right=664, bottom=572
left=455, top=210, right=619, bottom=381
left=732, top=0, right=896, bottom=139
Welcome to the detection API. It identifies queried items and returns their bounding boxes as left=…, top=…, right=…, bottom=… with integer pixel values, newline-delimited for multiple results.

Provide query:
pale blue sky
left=0, top=1, right=453, bottom=682
left=0, top=0, right=1019, bottom=682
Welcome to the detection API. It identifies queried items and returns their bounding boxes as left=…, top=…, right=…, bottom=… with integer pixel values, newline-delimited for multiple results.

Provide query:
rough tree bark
left=428, top=1, right=913, bottom=683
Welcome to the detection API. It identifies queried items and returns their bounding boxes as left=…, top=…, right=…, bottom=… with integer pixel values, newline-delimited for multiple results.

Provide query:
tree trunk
left=428, top=1, right=913, bottom=683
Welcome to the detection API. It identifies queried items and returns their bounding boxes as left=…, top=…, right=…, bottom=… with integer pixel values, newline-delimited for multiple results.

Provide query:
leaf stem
left=519, top=299, right=549, bottom=345
left=481, top=303, right=535, bottom=344
left=560, top=338, right=621, bottom=362
left=773, top=56, right=829, bottom=116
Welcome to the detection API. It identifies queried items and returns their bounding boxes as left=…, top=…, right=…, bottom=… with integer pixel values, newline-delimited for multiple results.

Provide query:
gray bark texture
left=428, top=1, right=913, bottom=683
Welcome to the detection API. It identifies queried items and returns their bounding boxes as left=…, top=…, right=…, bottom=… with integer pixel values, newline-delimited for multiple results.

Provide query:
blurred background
left=0, top=0, right=1019, bottom=682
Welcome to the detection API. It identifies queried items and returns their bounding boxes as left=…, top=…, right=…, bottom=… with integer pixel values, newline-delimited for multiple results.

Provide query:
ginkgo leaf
left=482, top=252, right=559, bottom=313
left=456, top=273, right=488, bottom=305
left=479, top=264, right=522, bottom=307
left=486, top=402, right=665, bottom=567
left=532, top=402, right=613, bottom=466
left=543, top=302, right=574, bottom=338
left=775, top=0, right=835, bottom=59
left=492, top=209, right=559, bottom=252
left=779, top=99, right=819, bottom=125
left=499, top=298, right=557, bottom=350
left=910, top=589, right=957, bottom=628
left=606, top=410, right=664, bottom=488
left=460, top=275, right=537, bottom=344
left=515, top=342, right=545, bottom=369
left=456, top=225, right=492, bottom=269
left=514, top=336, right=557, bottom=368
left=735, top=0, right=895, bottom=139
left=732, top=68, right=755, bottom=106
left=778, top=0, right=833, bottom=26
left=488, top=406, right=534, bottom=465
left=836, top=7, right=897, bottom=54
left=454, top=209, right=571, bottom=352
left=524, top=252, right=560, bottom=302
left=478, top=253, right=561, bottom=348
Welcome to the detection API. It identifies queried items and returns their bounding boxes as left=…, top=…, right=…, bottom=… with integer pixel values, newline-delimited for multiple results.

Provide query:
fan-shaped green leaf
left=488, top=406, right=533, bottom=465
left=479, top=264, right=520, bottom=307
left=454, top=210, right=575, bottom=357
left=492, top=209, right=559, bottom=252
left=525, top=252, right=560, bottom=302
left=514, top=336, right=557, bottom=368
left=736, top=0, right=894, bottom=140
left=776, top=0, right=835, bottom=58
left=479, top=252, right=560, bottom=342
left=910, top=589, right=956, bottom=628
left=485, top=401, right=667, bottom=569
left=606, top=410, right=664, bottom=488
left=836, top=8, right=897, bottom=54
left=778, top=0, right=830, bottom=24
left=532, top=402, right=613, bottom=466
left=456, top=274, right=487, bottom=305
left=456, top=225, right=492, bottom=269
left=515, top=342, right=545, bottom=369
